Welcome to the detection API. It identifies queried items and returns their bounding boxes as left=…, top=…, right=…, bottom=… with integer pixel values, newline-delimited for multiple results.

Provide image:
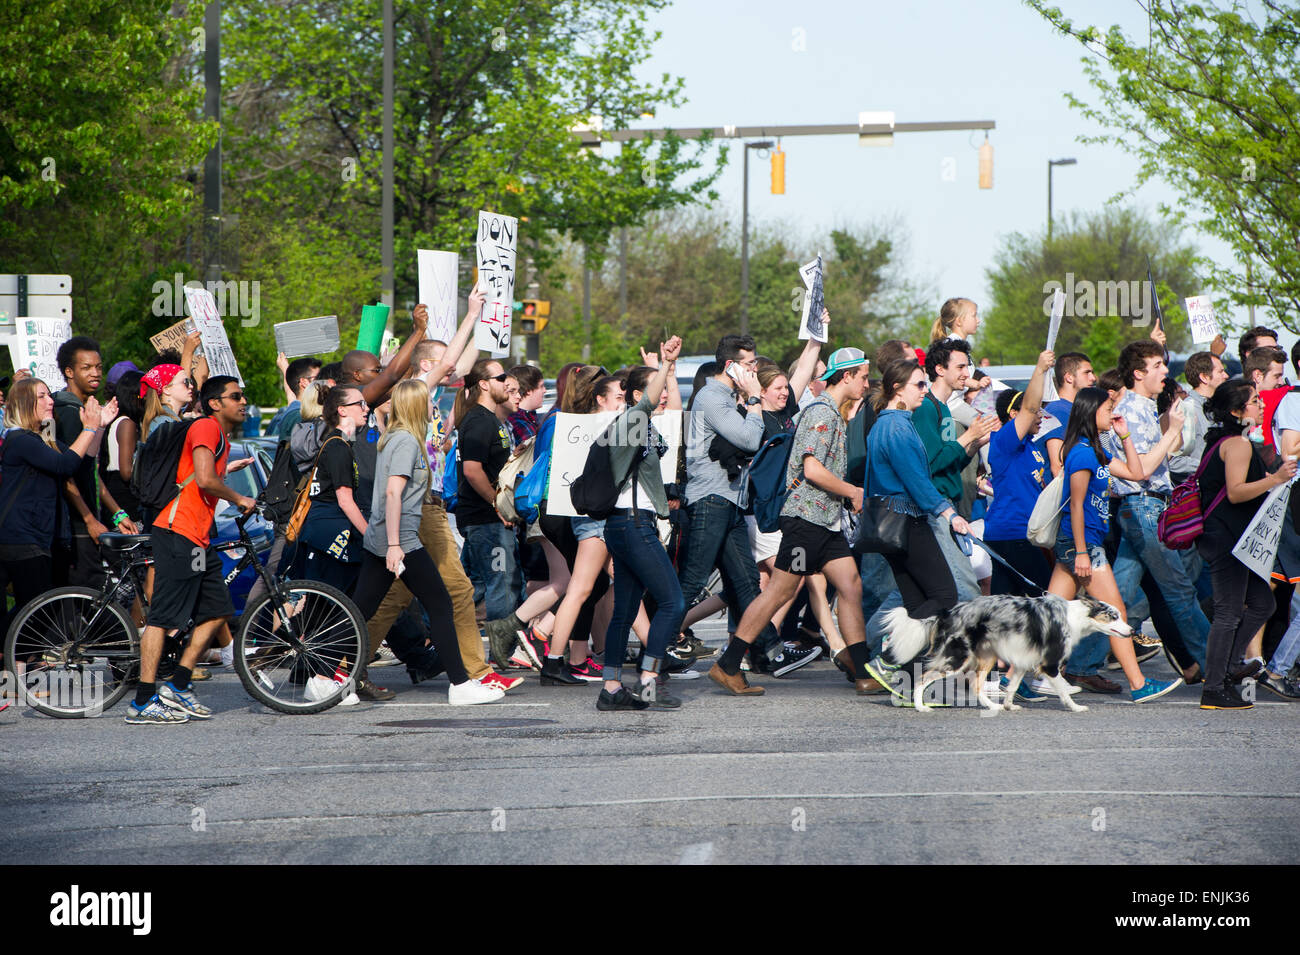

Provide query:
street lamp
left=1047, top=158, right=1077, bottom=239
left=741, top=139, right=774, bottom=335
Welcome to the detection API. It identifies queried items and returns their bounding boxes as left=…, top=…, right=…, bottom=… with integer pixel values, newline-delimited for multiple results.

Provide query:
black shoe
left=407, top=660, right=445, bottom=685
left=1227, top=658, right=1265, bottom=683
left=767, top=643, right=822, bottom=677
left=356, top=679, right=396, bottom=701
left=596, top=686, right=650, bottom=711
left=1199, top=685, right=1253, bottom=710
left=637, top=679, right=681, bottom=709
left=664, top=645, right=697, bottom=674
left=540, top=656, right=585, bottom=686
left=1259, top=673, right=1300, bottom=700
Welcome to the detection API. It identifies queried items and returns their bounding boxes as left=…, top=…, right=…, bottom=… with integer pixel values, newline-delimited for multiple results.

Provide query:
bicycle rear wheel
left=3, top=587, right=139, bottom=718
left=234, top=579, right=367, bottom=714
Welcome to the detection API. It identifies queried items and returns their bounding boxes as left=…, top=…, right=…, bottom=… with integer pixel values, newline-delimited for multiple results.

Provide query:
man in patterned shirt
left=710, top=348, right=873, bottom=696
left=1106, top=339, right=1209, bottom=683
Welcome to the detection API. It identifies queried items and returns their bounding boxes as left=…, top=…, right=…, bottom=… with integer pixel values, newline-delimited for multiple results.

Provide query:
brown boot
left=833, top=648, right=856, bottom=683
left=708, top=663, right=765, bottom=696
left=855, top=677, right=887, bottom=695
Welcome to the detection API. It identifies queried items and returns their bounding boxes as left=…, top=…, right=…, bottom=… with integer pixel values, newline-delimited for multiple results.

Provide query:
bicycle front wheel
left=234, top=579, right=367, bottom=714
left=4, top=587, right=139, bottom=718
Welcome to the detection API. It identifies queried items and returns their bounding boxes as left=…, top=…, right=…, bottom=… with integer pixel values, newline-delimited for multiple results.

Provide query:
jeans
left=859, top=550, right=896, bottom=627
left=1112, top=496, right=1209, bottom=670
left=459, top=521, right=521, bottom=621
left=603, top=509, right=685, bottom=678
left=1201, top=547, right=1275, bottom=688
left=929, top=512, right=980, bottom=602
left=677, top=495, right=779, bottom=655
left=1268, top=608, right=1300, bottom=677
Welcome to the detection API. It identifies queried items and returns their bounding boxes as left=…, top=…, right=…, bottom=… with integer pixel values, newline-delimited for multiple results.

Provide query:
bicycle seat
left=99, top=533, right=152, bottom=552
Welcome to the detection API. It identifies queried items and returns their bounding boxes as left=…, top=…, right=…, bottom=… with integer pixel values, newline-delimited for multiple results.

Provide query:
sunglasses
left=490, top=373, right=509, bottom=382
left=221, top=392, right=246, bottom=403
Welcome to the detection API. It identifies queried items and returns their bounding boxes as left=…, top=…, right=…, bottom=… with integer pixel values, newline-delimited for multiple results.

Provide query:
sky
left=626, top=0, right=1249, bottom=340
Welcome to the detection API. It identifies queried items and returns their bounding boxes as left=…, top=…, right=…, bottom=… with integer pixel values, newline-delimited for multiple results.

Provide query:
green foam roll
left=357, top=303, right=390, bottom=355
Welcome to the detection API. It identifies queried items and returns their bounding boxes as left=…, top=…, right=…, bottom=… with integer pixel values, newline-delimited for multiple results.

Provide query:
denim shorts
left=1054, top=534, right=1109, bottom=571
left=571, top=514, right=605, bottom=542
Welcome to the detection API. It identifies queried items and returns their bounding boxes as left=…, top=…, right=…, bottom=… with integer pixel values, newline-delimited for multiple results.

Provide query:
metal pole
left=741, top=146, right=750, bottom=336
left=203, top=0, right=221, bottom=283
left=582, top=247, right=592, bottom=362
left=381, top=0, right=394, bottom=309
left=1046, top=160, right=1052, bottom=241
left=619, top=227, right=628, bottom=335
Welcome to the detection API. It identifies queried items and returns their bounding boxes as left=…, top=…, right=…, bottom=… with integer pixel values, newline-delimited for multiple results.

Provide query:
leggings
left=351, top=547, right=468, bottom=685
left=1203, top=546, right=1275, bottom=688
left=883, top=516, right=958, bottom=619
left=985, top=538, right=1052, bottom=596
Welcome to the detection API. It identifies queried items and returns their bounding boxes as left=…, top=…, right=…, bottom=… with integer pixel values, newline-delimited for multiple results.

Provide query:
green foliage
left=981, top=207, right=1203, bottom=366
left=1027, top=0, right=1300, bottom=327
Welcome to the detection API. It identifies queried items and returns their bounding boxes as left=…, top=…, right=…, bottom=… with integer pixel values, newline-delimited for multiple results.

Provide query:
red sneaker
left=568, top=657, right=603, bottom=682
left=480, top=671, right=523, bottom=692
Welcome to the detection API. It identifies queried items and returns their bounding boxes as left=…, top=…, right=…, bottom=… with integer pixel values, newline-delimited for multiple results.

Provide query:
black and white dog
left=881, top=594, right=1134, bottom=713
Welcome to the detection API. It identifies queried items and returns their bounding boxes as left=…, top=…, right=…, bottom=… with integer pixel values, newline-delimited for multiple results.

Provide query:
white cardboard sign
left=798, top=255, right=827, bottom=343
left=418, top=249, right=459, bottom=343
left=546, top=410, right=682, bottom=517
left=184, top=285, right=242, bottom=385
left=1184, top=294, right=1221, bottom=345
left=1233, top=482, right=1293, bottom=581
left=8, top=319, right=72, bottom=386
left=474, top=212, right=517, bottom=357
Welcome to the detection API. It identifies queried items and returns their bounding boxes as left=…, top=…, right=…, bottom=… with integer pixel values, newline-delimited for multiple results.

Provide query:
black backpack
left=570, top=421, right=646, bottom=520
left=132, top=418, right=226, bottom=513
left=258, top=438, right=302, bottom=524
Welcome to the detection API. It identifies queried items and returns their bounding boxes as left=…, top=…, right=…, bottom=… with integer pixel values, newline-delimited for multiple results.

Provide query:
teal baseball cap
left=819, top=346, right=867, bottom=381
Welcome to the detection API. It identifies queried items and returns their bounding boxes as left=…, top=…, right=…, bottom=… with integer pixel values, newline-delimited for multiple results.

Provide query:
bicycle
left=4, top=505, right=369, bottom=717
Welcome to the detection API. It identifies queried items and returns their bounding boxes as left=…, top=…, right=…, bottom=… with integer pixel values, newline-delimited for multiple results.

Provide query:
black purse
left=853, top=452, right=910, bottom=555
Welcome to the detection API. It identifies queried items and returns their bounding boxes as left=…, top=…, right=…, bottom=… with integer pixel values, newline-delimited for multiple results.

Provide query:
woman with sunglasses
left=292, top=386, right=370, bottom=592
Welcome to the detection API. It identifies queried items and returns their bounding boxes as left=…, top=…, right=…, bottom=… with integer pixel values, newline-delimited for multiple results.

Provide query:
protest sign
left=1040, top=288, right=1065, bottom=401
left=274, top=315, right=340, bottom=357
left=1183, top=294, right=1221, bottom=345
left=798, top=255, right=827, bottom=343
left=183, top=285, right=242, bottom=385
left=1233, top=482, right=1293, bottom=581
left=149, top=319, right=190, bottom=355
left=546, top=410, right=682, bottom=517
left=475, top=211, right=517, bottom=357
left=417, top=250, right=459, bottom=342
left=8, top=319, right=72, bottom=385
left=357, top=303, right=389, bottom=355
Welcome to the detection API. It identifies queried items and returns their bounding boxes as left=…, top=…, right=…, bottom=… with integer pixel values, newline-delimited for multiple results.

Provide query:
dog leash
left=951, top=529, right=1049, bottom=596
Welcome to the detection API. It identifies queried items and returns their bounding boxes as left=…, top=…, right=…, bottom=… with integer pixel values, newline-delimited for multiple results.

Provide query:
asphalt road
left=3, top=621, right=1297, bottom=865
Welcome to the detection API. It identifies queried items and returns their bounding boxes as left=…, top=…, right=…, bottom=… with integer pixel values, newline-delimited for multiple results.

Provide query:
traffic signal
left=520, top=299, right=550, bottom=333
left=771, top=145, right=785, bottom=195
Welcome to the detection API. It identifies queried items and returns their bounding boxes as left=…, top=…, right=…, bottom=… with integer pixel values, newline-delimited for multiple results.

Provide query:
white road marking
left=678, top=841, right=714, bottom=864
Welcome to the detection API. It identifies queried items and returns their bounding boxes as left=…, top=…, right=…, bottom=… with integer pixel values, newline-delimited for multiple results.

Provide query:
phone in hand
left=725, top=361, right=744, bottom=383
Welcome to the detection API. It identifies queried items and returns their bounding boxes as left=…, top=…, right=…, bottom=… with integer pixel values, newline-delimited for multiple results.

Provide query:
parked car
left=212, top=438, right=276, bottom=615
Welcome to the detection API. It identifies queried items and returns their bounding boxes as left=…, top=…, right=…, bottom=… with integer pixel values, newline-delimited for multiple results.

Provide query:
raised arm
left=787, top=311, right=829, bottom=400
left=1015, top=350, right=1056, bottom=441
left=419, top=286, right=484, bottom=389
left=642, top=336, right=681, bottom=410
left=361, top=308, right=429, bottom=406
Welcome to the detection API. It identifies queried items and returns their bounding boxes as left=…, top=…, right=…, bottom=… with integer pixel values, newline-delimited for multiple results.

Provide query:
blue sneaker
left=1131, top=676, right=1183, bottom=703
left=1001, top=675, right=1047, bottom=702
left=125, top=695, right=188, bottom=724
left=158, top=681, right=213, bottom=719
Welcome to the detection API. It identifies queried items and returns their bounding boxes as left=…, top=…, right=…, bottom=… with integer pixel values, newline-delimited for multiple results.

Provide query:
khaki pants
left=365, top=498, right=490, bottom=680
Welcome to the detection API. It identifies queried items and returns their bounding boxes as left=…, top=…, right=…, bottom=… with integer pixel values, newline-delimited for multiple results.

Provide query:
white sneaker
left=304, top=675, right=338, bottom=702
left=982, top=679, right=1005, bottom=701
left=218, top=642, right=235, bottom=668
left=1029, top=675, right=1081, bottom=695
left=371, top=644, right=401, bottom=668
left=448, top=680, right=505, bottom=705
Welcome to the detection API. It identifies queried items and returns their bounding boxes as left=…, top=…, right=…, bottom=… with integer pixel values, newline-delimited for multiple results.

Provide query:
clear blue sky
left=628, top=0, right=1245, bottom=339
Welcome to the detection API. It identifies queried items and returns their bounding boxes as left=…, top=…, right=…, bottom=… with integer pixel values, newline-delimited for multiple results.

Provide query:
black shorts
left=775, top=516, right=851, bottom=575
left=147, top=527, right=234, bottom=630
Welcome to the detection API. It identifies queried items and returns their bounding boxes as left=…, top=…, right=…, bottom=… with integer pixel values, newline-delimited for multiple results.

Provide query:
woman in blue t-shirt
left=983, top=350, right=1054, bottom=595
left=1048, top=386, right=1185, bottom=702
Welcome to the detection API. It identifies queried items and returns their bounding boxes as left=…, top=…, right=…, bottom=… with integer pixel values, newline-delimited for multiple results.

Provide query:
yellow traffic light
left=979, top=136, right=993, bottom=190
left=771, top=145, right=785, bottom=195
left=520, top=300, right=550, bottom=334
left=522, top=299, right=550, bottom=317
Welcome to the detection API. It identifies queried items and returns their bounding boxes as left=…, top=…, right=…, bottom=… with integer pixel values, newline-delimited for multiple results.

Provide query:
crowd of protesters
left=2, top=288, right=1298, bottom=723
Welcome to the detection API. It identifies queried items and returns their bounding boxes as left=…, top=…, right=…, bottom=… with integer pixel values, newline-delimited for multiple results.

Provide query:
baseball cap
left=107, top=360, right=140, bottom=388
left=819, top=347, right=867, bottom=381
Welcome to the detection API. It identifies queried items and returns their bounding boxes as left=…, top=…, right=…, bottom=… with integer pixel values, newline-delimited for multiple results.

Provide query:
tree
left=981, top=207, right=1202, bottom=365
left=1028, top=0, right=1300, bottom=327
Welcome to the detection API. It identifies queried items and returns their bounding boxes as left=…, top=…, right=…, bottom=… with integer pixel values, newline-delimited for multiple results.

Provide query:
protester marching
left=3, top=223, right=1299, bottom=729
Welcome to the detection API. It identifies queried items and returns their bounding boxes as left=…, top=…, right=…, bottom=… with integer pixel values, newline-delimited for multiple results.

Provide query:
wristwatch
left=745, top=396, right=761, bottom=407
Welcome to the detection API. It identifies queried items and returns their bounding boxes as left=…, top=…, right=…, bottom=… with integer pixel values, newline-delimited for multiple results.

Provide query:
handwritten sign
left=150, top=319, right=190, bottom=355
left=8, top=319, right=72, bottom=386
left=546, top=410, right=682, bottom=517
left=798, top=255, right=827, bottom=343
left=417, top=250, right=459, bottom=343
left=184, top=285, right=242, bottom=385
left=475, top=211, right=517, bottom=357
left=1233, top=482, right=1293, bottom=581
left=1184, top=294, right=1221, bottom=345
left=274, top=315, right=340, bottom=357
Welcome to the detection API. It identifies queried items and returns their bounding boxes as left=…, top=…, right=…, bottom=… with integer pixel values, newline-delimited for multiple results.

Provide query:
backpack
left=443, top=434, right=459, bottom=512
left=258, top=439, right=300, bottom=524
left=1158, top=437, right=1230, bottom=549
left=1026, top=470, right=1067, bottom=547
left=846, top=403, right=878, bottom=487
left=570, top=420, right=644, bottom=520
left=494, top=436, right=536, bottom=524
left=514, top=414, right=556, bottom=524
left=747, top=432, right=799, bottom=533
left=133, top=418, right=226, bottom=513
